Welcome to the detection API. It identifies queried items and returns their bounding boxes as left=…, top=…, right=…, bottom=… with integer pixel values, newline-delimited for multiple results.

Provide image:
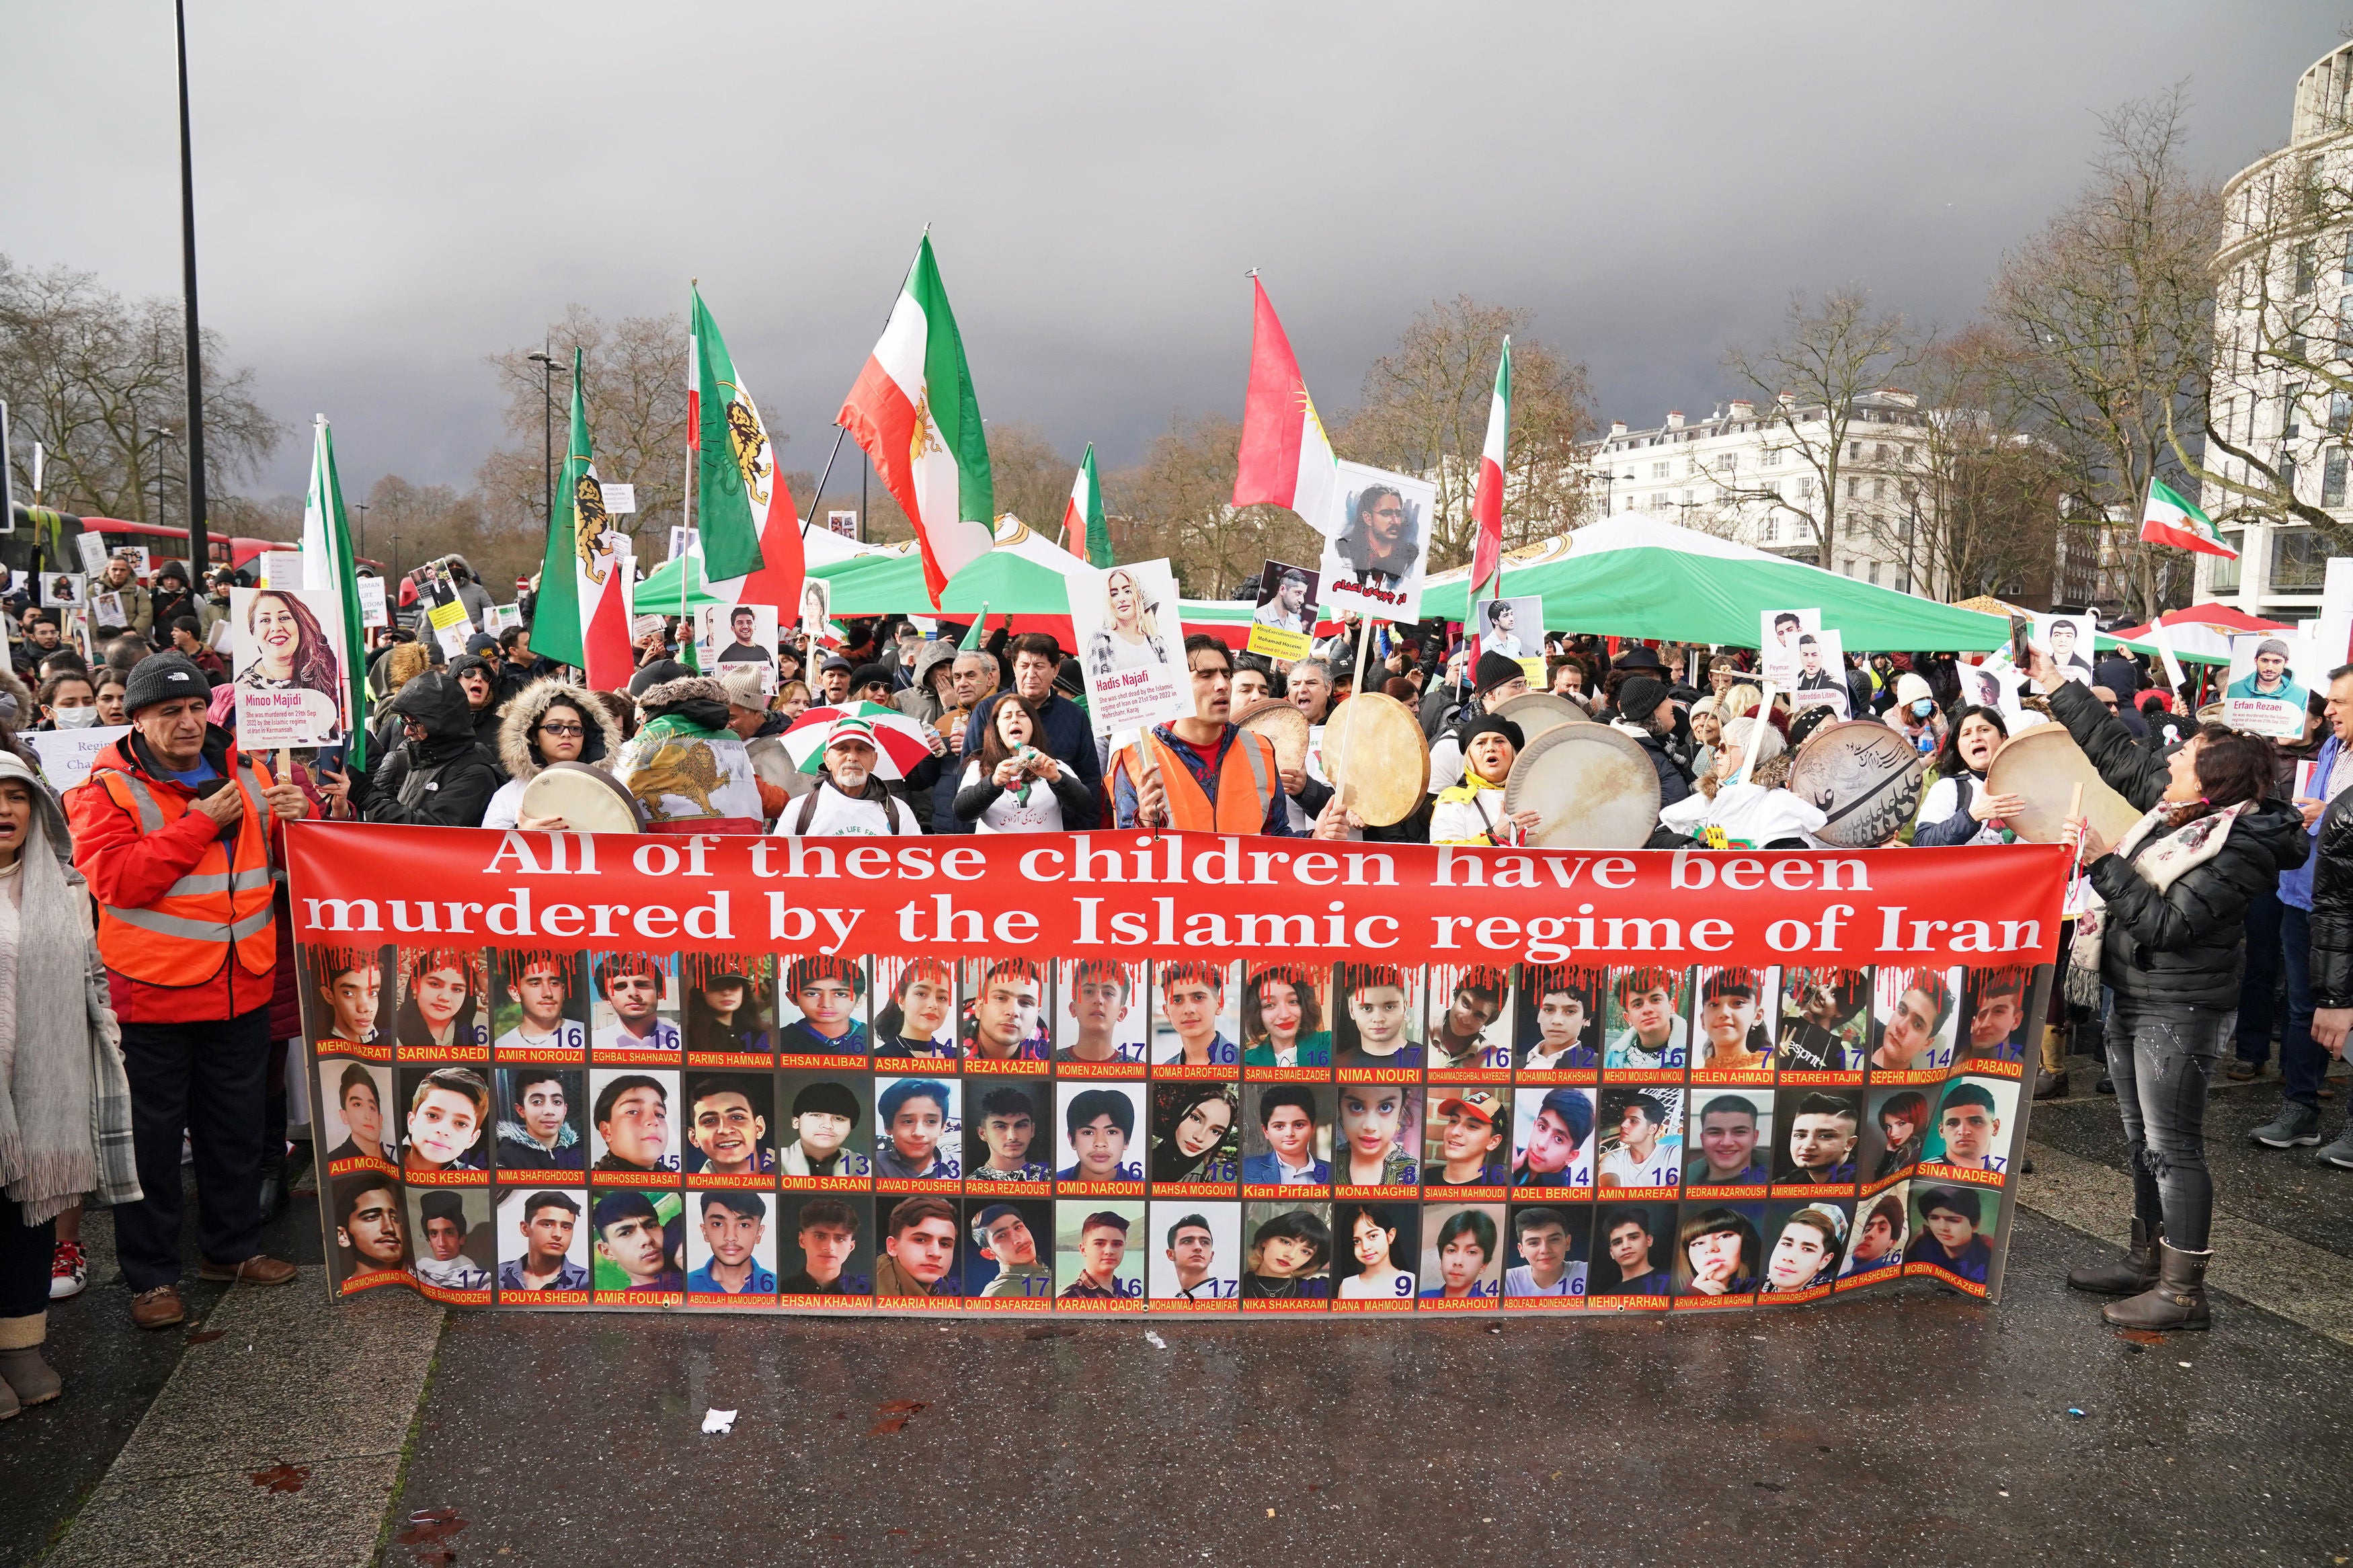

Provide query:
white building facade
left=1581, top=390, right=1942, bottom=592
left=2200, top=39, right=2353, bottom=619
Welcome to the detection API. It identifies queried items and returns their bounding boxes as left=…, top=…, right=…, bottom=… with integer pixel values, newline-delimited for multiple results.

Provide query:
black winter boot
left=2067, top=1218, right=2161, bottom=1296
left=2101, top=1241, right=2212, bottom=1332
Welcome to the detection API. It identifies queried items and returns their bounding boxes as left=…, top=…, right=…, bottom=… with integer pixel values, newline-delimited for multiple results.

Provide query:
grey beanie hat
left=120, top=651, right=212, bottom=716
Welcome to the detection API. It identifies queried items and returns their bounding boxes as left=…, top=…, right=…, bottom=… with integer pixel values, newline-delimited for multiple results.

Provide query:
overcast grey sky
left=5, top=2, right=2344, bottom=506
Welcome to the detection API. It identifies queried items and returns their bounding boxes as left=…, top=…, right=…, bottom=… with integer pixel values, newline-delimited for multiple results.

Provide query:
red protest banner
left=286, top=825, right=2065, bottom=970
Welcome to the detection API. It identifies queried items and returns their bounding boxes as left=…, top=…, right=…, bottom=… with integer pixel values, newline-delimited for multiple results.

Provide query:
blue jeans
left=2278, top=904, right=2329, bottom=1108
left=2105, top=1000, right=2229, bottom=1251
left=2234, top=888, right=2284, bottom=1065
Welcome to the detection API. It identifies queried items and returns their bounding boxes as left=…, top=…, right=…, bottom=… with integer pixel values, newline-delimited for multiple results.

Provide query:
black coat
left=2310, top=788, right=2353, bottom=1009
left=1613, top=721, right=1692, bottom=810
left=2093, top=653, right=2144, bottom=698
left=358, top=670, right=504, bottom=828
left=2051, top=681, right=2308, bottom=1011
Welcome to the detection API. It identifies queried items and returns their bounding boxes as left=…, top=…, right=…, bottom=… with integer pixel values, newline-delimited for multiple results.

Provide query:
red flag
left=1232, top=278, right=1341, bottom=535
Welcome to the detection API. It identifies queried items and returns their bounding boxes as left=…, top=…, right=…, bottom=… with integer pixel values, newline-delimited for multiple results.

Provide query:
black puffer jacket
left=356, top=670, right=505, bottom=828
left=2051, top=680, right=2308, bottom=1011
left=2310, top=789, right=2353, bottom=1009
left=1609, top=719, right=1693, bottom=810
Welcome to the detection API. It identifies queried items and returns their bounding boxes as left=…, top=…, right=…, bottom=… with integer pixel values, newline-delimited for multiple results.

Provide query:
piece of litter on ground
left=1144, top=1330, right=1168, bottom=1349
left=701, top=1408, right=737, bottom=1435
left=2177, top=1361, right=2192, bottom=1368
left=2067, top=1407, right=2085, bottom=1417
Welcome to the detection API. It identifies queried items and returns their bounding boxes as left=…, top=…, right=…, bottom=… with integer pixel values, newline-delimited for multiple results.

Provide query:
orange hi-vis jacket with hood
left=69, top=727, right=285, bottom=1024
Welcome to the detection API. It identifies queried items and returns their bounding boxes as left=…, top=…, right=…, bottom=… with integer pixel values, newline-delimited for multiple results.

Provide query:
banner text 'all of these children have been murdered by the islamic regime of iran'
left=289, top=825, right=2061, bottom=1316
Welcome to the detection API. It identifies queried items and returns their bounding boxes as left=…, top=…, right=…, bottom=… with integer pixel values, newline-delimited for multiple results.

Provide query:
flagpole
left=797, top=425, right=850, bottom=541
left=682, top=280, right=696, bottom=667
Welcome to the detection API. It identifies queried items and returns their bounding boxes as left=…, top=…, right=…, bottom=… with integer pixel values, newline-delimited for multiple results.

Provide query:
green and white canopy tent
left=1417, top=514, right=2227, bottom=660
left=633, top=520, right=883, bottom=612
left=669, top=513, right=1261, bottom=641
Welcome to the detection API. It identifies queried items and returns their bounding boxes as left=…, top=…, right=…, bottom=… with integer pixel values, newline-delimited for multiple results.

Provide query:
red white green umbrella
left=781, top=702, right=934, bottom=778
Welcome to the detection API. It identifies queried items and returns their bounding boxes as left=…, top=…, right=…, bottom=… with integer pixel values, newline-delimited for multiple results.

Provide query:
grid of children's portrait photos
left=301, top=946, right=2042, bottom=1314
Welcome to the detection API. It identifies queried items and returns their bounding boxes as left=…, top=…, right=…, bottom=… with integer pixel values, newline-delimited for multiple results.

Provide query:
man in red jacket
left=68, top=652, right=309, bottom=1329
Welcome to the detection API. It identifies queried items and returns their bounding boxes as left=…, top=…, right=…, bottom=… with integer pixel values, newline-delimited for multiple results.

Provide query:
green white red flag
left=688, top=286, right=801, bottom=616
left=532, top=348, right=635, bottom=690
left=1468, top=336, right=1512, bottom=595
left=2139, top=477, right=2236, bottom=559
left=1064, top=443, right=1112, bottom=567
left=838, top=235, right=995, bottom=606
left=297, top=415, right=368, bottom=768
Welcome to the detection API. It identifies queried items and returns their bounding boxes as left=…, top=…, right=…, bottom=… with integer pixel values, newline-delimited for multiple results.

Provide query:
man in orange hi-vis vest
left=67, top=651, right=311, bottom=1331
left=1112, top=634, right=1349, bottom=839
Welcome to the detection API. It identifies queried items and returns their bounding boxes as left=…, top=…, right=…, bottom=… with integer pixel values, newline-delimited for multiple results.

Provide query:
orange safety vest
left=89, top=753, right=276, bottom=989
left=1117, top=728, right=1280, bottom=835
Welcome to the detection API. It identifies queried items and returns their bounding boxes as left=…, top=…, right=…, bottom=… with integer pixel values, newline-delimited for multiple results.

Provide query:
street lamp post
left=155, top=427, right=179, bottom=532
left=174, top=0, right=211, bottom=584
left=526, top=346, right=569, bottom=527
left=352, top=502, right=369, bottom=565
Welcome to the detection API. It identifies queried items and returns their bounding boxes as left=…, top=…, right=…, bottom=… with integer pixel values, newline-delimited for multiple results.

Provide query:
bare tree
left=349, top=474, right=536, bottom=593
left=1987, top=87, right=2220, bottom=618
left=0, top=254, right=282, bottom=523
left=479, top=306, right=698, bottom=556
left=1892, top=323, right=2077, bottom=600
left=1342, top=296, right=1598, bottom=565
left=979, top=421, right=1074, bottom=537
left=1108, top=411, right=1322, bottom=598
left=1718, top=286, right=1926, bottom=570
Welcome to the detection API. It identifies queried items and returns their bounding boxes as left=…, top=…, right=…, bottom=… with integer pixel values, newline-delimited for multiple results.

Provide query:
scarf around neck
left=0, top=752, right=138, bottom=1223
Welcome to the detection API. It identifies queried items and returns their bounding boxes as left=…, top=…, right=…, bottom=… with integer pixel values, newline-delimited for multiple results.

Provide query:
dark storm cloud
left=3, top=2, right=2338, bottom=501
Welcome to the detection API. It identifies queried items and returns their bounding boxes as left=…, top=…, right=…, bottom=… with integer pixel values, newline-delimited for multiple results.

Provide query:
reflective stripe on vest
left=1124, top=730, right=1279, bottom=835
left=93, top=755, right=277, bottom=988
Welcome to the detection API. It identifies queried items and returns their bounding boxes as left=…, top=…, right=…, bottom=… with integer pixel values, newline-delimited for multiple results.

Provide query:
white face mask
left=52, top=705, right=102, bottom=730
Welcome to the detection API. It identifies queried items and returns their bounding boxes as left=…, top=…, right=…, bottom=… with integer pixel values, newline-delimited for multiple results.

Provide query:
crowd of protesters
left=0, top=539, right=2345, bottom=1419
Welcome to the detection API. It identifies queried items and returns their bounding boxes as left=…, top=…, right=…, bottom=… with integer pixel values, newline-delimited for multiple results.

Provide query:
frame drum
left=1786, top=719, right=1931, bottom=849
left=1492, top=690, right=1589, bottom=745
left=1982, top=727, right=2142, bottom=846
left=1234, top=698, right=1312, bottom=778
left=516, top=761, right=644, bottom=833
left=1321, top=692, right=1429, bottom=827
left=1501, top=723, right=1661, bottom=850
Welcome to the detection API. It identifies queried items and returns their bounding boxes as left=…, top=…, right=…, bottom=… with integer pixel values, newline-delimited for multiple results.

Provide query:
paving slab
left=386, top=1210, right=2353, bottom=1568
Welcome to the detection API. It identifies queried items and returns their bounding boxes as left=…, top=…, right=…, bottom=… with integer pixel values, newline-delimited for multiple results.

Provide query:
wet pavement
left=2032, top=1055, right=2353, bottom=1260
left=3, top=1174, right=325, bottom=1568
left=384, top=1206, right=2353, bottom=1567
left=15, top=1066, right=2353, bottom=1567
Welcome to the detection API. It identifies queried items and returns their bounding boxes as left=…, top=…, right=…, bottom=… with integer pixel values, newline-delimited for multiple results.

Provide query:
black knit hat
left=120, top=651, right=210, bottom=716
left=1459, top=714, right=1525, bottom=754
left=628, top=659, right=688, bottom=696
left=1617, top=674, right=1672, bottom=724
left=1473, top=649, right=1525, bottom=697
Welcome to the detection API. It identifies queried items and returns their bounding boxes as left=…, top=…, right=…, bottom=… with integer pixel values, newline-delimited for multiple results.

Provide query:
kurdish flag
left=298, top=415, right=368, bottom=768
left=1468, top=336, right=1512, bottom=595
left=838, top=235, right=995, bottom=606
left=533, top=349, right=636, bottom=690
left=1064, top=443, right=1113, bottom=567
left=688, top=286, right=802, bottom=621
left=1232, top=276, right=1343, bottom=536
left=2140, top=477, right=2236, bottom=559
